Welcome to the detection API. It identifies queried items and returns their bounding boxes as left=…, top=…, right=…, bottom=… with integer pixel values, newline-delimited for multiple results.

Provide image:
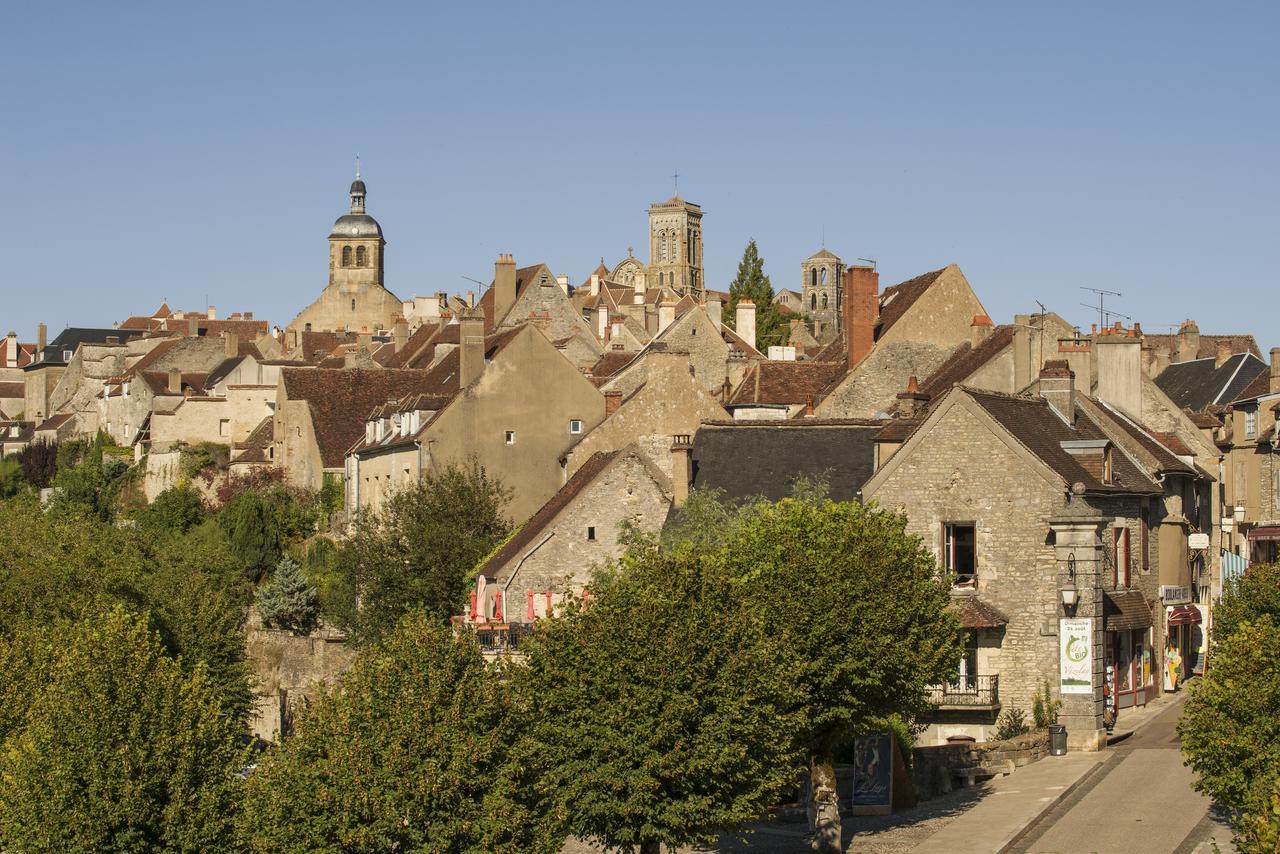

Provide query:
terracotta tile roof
left=476, top=450, right=622, bottom=581
left=728, top=361, right=847, bottom=406
left=874, top=417, right=922, bottom=443
left=233, top=416, right=274, bottom=463
left=0, top=382, right=23, bottom=399
left=1104, top=590, right=1153, bottom=631
left=1145, top=332, right=1262, bottom=360
left=966, top=389, right=1159, bottom=494
left=877, top=267, right=947, bottom=338
left=589, top=351, right=637, bottom=380
left=299, top=331, right=359, bottom=363
left=383, top=323, right=443, bottom=368
left=1086, top=400, right=1196, bottom=475
left=1184, top=409, right=1220, bottom=429
left=948, top=595, right=1009, bottom=628
left=34, top=412, right=73, bottom=432
left=809, top=337, right=848, bottom=364
left=918, top=326, right=1016, bottom=399
left=281, top=368, right=441, bottom=468
left=0, top=338, right=35, bottom=368
left=1153, top=431, right=1193, bottom=457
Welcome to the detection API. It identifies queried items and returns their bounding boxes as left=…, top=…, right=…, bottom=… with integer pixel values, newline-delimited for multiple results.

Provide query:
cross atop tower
left=672, top=169, right=679, bottom=197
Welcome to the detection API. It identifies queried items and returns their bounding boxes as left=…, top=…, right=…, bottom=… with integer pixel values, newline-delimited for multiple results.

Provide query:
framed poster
left=1060, top=617, right=1093, bottom=694
left=850, top=733, right=893, bottom=814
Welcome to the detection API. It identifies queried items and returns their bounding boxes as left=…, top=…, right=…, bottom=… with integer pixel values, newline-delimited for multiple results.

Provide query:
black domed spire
left=349, top=156, right=366, bottom=213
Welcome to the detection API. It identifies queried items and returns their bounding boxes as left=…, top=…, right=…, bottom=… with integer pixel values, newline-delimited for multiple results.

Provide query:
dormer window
left=63, top=350, right=73, bottom=361
left=1103, top=447, right=1114, bottom=483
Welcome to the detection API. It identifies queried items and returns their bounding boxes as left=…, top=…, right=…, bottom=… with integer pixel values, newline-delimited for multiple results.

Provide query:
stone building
left=467, top=448, right=672, bottom=625
left=287, top=172, right=404, bottom=342
left=863, top=373, right=1211, bottom=749
left=800, top=248, right=844, bottom=343
left=1218, top=354, right=1280, bottom=564
left=607, top=196, right=705, bottom=300
left=345, top=320, right=607, bottom=524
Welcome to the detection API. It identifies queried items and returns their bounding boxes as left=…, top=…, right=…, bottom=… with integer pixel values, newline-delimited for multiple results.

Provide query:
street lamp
left=1061, top=552, right=1079, bottom=612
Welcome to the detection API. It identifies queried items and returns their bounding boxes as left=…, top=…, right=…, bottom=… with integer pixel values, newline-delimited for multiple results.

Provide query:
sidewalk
left=910, top=690, right=1187, bottom=853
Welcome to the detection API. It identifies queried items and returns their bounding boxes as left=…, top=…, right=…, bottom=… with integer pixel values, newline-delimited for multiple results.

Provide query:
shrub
left=1032, top=678, right=1061, bottom=728
left=15, top=441, right=57, bottom=488
left=995, top=707, right=1030, bottom=741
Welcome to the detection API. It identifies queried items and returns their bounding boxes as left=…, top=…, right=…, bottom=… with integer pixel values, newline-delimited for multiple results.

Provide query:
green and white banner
left=1060, top=617, right=1093, bottom=694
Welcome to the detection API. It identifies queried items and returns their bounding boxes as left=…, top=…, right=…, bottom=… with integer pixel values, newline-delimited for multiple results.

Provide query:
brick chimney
left=393, top=318, right=409, bottom=352
left=735, top=299, right=756, bottom=352
left=658, top=296, right=677, bottom=333
left=1215, top=339, right=1233, bottom=368
left=37, top=322, right=47, bottom=351
left=5, top=331, right=15, bottom=368
left=459, top=309, right=486, bottom=388
left=843, top=265, right=879, bottom=368
left=494, top=253, right=517, bottom=326
left=167, top=368, right=182, bottom=395
left=971, top=314, right=993, bottom=347
left=706, top=297, right=722, bottom=332
left=224, top=331, right=239, bottom=359
left=1040, top=360, right=1075, bottom=424
left=671, top=434, right=692, bottom=508
left=1176, top=320, right=1200, bottom=363
left=605, top=390, right=622, bottom=416
left=1271, top=347, right=1280, bottom=394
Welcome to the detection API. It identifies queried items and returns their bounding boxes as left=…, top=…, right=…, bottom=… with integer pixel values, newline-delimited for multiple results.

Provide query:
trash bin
left=1048, top=724, right=1068, bottom=756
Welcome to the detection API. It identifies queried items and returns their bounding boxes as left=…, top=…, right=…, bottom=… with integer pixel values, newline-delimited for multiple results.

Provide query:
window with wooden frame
left=944, top=523, right=976, bottom=584
left=1113, top=524, right=1131, bottom=588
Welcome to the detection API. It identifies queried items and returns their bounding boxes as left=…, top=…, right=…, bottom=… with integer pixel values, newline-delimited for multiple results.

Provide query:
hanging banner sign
left=1060, top=617, right=1093, bottom=694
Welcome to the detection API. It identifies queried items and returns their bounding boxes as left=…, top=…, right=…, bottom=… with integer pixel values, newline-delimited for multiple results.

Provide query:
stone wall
left=817, top=340, right=951, bottom=419
left=245, top=611, right=356, bottom=742
left=912, top=730, right=1050, bottom=801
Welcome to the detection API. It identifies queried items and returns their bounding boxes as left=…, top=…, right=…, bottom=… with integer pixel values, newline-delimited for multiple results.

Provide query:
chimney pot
left=605, top=390, right=622, bottom=415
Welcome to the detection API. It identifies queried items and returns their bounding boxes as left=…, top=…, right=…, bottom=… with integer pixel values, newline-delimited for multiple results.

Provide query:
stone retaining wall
left=912, top=730, right=1050, bottom=801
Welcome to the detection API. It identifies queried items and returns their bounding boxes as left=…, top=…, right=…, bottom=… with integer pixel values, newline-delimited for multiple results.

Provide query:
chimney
left=735, top=299, right=757, bottom=352
left=644, top=304, right=657, bottom=335
left=658, top=297, right=677, bottom=333
left=188, top=316, right=199, bottom=337
left=557, top=274, right=569, bottom=294
left=5, top=331, right=15, bottom=367
left=895, top=375, right=931, bottom=418
left=37, top=322, right=47, bottom=351
left=244, top=311, right=253, bottom=320
left=597, top=304, right=608, bottom=340
left=167, top=368, right=182, bottom=395
left=466, top=290, right=475, bottom=309
left=970, top=314, right=993, bottom=347
left=1040, top=361, right=1075, bottom=424
left=843, top=266, right=879, bottom=368
left=1176, top=320, right=1200, bottom=363
left=494, top=253, right=517, bottom=326
left=605, top=390, right=622, bottom=416
left=207, top=305, right=217, bottom=320
left=707, top=297, right=722, bottom=332
left=671, top=434, right=692, bottom=508
left=224, top=331, right=239, bottom=358
left=1094, top=331, right=1142, bottom=419
left=459, top=309, right=486, bottom=388
left=590, top=274, right=601, bottom=297
left=1271, top=347, right=1280, bottom=394
left=803, top=394, right=815, bottom=417
left=394, top=318, right=409, bottom=352
left=1215, top=339, right=1233, bottom=368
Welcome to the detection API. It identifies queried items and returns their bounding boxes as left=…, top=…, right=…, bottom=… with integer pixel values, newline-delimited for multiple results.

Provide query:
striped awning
left=1167, top=605, right=1202, bottom=626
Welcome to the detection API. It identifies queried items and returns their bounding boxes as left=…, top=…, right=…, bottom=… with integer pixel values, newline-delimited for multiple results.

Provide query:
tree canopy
left=723, top=239, right=789, bottom=351
left=241, top=615, right=556, bottom=853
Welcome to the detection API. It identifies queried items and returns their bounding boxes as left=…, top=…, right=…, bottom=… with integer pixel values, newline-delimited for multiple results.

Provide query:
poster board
left=1060, top=617, right=1093, bottom=694
left=850, top=733, right=893, bottom=815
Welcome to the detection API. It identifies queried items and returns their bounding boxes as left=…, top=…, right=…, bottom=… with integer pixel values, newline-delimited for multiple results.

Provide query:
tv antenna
left=1080, top=287, right=1125, bottom=329
left=856, top=257, right=878, bottom=270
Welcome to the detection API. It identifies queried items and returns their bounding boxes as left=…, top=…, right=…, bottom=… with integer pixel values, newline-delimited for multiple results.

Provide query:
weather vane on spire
left=355, top=154, right=361, bottom=179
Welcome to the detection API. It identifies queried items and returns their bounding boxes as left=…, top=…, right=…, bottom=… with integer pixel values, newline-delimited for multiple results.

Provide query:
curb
left=997, top=756, right=1113, bottom=853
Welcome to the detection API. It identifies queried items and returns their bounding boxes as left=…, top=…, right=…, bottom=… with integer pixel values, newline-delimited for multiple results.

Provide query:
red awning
left=1167, top=605, right=1202, bottom=626
left=1247, top=526, right=1280, bottom=541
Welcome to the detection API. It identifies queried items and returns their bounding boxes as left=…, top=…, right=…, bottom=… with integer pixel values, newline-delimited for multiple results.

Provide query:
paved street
left=1008, top=698, right=1235, bottom=854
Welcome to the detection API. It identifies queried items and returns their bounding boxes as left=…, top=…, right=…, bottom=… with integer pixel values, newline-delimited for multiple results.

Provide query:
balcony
left=471, top=623, right=535, bottom=653
left=926, top=674, right=1000, bottom=710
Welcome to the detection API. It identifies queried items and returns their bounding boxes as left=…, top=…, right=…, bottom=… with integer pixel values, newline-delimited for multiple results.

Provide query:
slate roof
left=280, top=368, right=440, bottom=468
left=476, top=450, right=622, bottom=582
left=1229, top=370, right=1274, bottom=405
left=948, top=595, right=1009, bottom=628
left=918, top=326, right=1016, bottom=399
left=728, top=361, right=848, bottom=407
left=1154, top=354, right=1268, bottom=411
left=25, top=328, right=144, bottom=368
left=691, top=421, right=880, bottom=502
left=965, top=389, right=1159, bottom=495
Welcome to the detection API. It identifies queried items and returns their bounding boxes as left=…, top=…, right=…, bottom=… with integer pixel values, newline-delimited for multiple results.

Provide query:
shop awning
left=1104, top=590, right=1153, bottom=632
left=1247, top=526, right=1280, bottom=541
left=1167, top=605, right=1202, bottom=626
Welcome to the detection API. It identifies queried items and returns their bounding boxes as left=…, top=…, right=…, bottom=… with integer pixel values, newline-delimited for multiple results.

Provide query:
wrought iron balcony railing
left=472, top=622, right=535, bottom=652
left=926, top=674, right=1000, bottom=708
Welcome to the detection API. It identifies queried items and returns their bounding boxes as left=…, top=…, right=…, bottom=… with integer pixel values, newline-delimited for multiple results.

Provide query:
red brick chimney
left=843, top=266, right=879, bottom=367
left=604, top=390, right=622, bottom=416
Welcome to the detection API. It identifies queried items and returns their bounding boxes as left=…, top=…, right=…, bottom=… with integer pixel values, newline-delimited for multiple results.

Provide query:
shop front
left=1103, top=590, right=1156, bottom=711
left=1164, top=604, right=1203, bottom=690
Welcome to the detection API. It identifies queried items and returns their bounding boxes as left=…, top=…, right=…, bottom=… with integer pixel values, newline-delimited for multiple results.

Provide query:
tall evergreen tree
left=256, top=556, right=319, bottom=634
left=723, top=239, right=788, bottom=350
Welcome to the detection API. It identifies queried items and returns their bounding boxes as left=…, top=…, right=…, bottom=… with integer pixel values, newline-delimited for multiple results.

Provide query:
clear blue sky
left=3, top=2, right=1277, bottom=351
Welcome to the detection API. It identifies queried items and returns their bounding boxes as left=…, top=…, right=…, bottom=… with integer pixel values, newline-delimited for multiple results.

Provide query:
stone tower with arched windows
left=801, top=248, right=844, bottom=343
left=287, top=170, right=404, bottom=343
left=646, top=196, right=704, bottom=300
